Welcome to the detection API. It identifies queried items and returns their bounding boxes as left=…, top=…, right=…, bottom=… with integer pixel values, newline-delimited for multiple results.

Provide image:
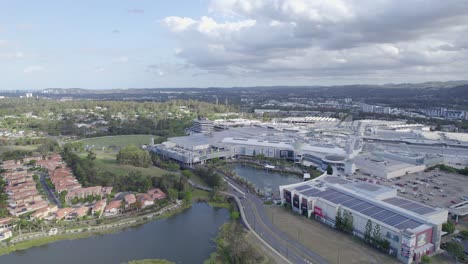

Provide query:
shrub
left=421, top=255, right=431, bottom=263
left=442, top=221, right=455, bottom=234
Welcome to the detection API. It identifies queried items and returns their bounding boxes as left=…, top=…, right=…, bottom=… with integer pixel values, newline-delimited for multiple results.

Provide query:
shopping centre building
left=279, top=176, right=448, bottom=264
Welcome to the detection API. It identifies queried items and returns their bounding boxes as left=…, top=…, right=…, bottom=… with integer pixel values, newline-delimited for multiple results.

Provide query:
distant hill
left=40, top=80, right=468, bottom=94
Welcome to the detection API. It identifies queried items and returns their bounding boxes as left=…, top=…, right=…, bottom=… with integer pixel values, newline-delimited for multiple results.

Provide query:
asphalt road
left=224, top=176, right=329, bottom=264
left=40, top=173, right=61, bottom=207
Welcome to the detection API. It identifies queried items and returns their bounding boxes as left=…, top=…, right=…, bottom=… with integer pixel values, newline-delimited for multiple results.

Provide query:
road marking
left=226, top=178, right=246, bottom=195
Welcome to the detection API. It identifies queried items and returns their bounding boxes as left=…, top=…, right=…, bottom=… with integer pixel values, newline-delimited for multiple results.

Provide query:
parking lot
left=347, top=168, right=468, bottom=209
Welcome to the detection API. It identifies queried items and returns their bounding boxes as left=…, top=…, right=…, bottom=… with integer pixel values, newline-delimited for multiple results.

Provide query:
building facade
left=279, top=177, right=447, bottom=264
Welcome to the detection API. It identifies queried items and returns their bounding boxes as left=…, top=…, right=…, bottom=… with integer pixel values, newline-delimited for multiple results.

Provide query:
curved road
left=223, top=176, right=329, bottom=264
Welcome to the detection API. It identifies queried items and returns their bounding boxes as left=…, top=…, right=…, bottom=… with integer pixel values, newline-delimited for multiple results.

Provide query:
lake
left=231, top=163, right=302, bottom=194
left=0, top=203, right=229, bottom=264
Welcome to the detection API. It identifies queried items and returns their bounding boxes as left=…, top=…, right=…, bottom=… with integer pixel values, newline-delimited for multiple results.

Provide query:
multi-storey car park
left=279, top=176, right=448, bottom=264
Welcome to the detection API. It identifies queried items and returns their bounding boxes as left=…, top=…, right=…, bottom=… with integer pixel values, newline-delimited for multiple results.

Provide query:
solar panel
left=361, top=206, right=384, bottom=216
left=396, top=219, right=421, bottom=230
left=384, top=197, right=436, bottom=214
left=318, top=189, right=340, bottom=199
left=341, top=198, right=362, bottom=208
left=322, top=193, right=344, bottom=201
left=300, top=188, right=321, bottom=196
left=330, top=195, right=352, bottom=204
left=310, top=187, right=427, bottom=230
left=295, top=185, right=311, bottom=191
left=382, top=214, right=408, bottom=227
left=350, top=202, right=374, bottom=212
left=373, top=211, right=396, bottom=221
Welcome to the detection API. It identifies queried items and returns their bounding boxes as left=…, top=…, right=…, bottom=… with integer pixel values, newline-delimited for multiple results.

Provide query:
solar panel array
left=298, top=187, right=425, bottom=231
left=383, top=197, right=436, bottom=215
left=294, top=185, right=311, bottom=191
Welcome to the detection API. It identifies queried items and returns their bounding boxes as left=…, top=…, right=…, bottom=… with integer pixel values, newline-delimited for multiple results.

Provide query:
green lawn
left=75, top=135, right=168, bottom=178
left=77, top=135, right=157, bottom=149
left=192, top=189, right=210, bottom=201
left=80, top=151, right=169, bottom=178
left=189, top=173, right=209, bottom=187
left=95, top=153, right=168, bottom=177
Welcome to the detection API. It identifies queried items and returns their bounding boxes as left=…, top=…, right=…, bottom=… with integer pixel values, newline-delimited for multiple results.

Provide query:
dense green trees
left=61, top=145, right=97, bottom=187
left=364, top=219, right=372, bottom=244
left=421, top=255, right=431, bottom=263
left=1, top=150, right=32, bottom=161
left=0, top=98, right=232, bottom=138
left=445, top=242, right=465, bottom=260
left=193, top=167, right=226, bottom=190
left=151, top=153, right=180, bottom=171
left=117, top=145, right=152, bottom=167
left=335, top=208, right=353, bottom=233
left=0, top=176, right=8, bottom=217
left=206, top=222, right=264, bottom=264
left=442, top=221, right=456, bottom=234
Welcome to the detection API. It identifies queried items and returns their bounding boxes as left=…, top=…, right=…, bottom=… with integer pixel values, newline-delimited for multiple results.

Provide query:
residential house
left=147, top=188, right=167, bottom=200
left=0, top=228, right=13, bottom=241
left=55, top=207, right=74, bottom=220
left=65, top=186, right=103, bottom=203
left=65, top=206, right=89, bottom=220
left=124, top=194, right=136, bottom=208
left=137, top=194, right=154, bottom=208
left=0, top=218, right=13, bottom=229
left=104, top=200, right=122, bottom=216
left=91, top=200, right=107, bottom=217
left=30, top=205, right=58, bottom=220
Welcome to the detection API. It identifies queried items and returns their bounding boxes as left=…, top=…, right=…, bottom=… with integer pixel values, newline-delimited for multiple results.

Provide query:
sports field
left=78, top=135, right=156, bottom=149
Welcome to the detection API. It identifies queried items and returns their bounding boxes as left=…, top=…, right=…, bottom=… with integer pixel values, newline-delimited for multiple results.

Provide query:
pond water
left=231, top=163, right=302, bottom=194
left=0, top=203, right=229, bottom=264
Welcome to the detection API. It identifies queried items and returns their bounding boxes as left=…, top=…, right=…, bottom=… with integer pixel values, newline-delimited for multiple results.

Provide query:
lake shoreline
left=0, top=200, right=192, bottom=257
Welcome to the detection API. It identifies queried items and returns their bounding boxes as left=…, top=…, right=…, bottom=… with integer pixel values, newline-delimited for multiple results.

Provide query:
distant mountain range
left=38, top=80, right=468, bottom=94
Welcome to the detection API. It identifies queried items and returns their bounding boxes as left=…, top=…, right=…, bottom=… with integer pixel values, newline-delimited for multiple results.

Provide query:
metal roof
left=301, top=187, right=425, bottom=231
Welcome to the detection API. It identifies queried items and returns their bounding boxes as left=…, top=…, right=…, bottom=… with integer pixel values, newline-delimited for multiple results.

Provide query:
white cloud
left=162, top=0, right=468, bottom=82
left=114, top=56, right=129, bottom=63
left=94, top=67, right=105, bottom=73
left=23, top=65, right=44, bottom=74
left=163, top=17, right=196, bottom=32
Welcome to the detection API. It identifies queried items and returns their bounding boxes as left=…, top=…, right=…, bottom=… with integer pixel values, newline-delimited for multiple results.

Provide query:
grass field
left=266, top=206, right=400, bottom=264
left=0, top=145, right=37, bottom=155
left=77, top=135, right=156, bottom=149
left=95, top=153, right=168, bottom=177
left=75, top=135, right=169, bottom=178
left=79, top=151, right=169, bottom=178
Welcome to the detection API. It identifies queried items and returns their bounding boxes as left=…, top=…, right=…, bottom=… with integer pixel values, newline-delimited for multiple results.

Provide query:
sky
left=1, top=0, right=468, bottom=90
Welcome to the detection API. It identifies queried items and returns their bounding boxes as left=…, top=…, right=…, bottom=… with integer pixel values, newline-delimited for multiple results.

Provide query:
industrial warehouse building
left=279, top=176, right=447, bottom=264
